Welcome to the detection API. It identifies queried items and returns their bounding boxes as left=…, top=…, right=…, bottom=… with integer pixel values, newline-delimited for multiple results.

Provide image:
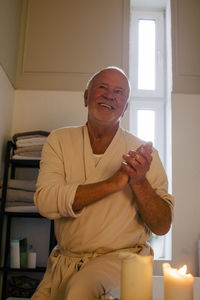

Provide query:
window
left=138, top=19, right=156, bottom=90
left=129, top=100, right=165, bottom=164
left=129, top=5, right=171, bottom=260
left=130, top=10, right=165, bottom=99
left=129, top=9, right=166, bottom=164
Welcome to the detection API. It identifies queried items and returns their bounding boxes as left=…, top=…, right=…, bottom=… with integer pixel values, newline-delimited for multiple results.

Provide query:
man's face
left=84, top=69, right=129, bottom=126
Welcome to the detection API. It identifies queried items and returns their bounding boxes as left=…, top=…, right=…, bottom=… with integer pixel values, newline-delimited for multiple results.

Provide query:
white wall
left=0, top=66, right=14, bottom=176
left=12, top=90, right=87, bottom=134
left=0, top=0, right=22, bottom=86
left=16, top=0, right=129, bottom=91
left=171, top=93, right=200, bottom=276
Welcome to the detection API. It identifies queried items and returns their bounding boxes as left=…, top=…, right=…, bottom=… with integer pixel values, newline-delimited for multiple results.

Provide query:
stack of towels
left=5, top=179, right=36, bottom=208
left=0, top=130, right=50, bottom=212
left=12, top=130, right=49, bottom=160
left=0, top=179, right=37, bottom=212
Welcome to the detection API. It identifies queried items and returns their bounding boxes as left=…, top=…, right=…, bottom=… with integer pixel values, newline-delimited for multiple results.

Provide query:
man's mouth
left=98, top=103, right=114, bottom=110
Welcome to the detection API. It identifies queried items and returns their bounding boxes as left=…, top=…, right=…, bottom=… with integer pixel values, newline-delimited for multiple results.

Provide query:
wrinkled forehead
left=88, top=68, right=130, bottom=93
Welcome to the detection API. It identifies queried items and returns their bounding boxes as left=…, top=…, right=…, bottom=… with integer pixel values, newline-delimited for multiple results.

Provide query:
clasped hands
left=120, top=142, right=153, bottom=187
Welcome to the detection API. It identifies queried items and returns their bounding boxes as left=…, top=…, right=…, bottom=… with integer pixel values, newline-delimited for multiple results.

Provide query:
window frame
left=129, top=8, right=171, bottom=260
left=129, top=99, right=165, bottom=166
left=129, top=9, right=166, bottom=167
left=129, top=10, right=165, bottom=99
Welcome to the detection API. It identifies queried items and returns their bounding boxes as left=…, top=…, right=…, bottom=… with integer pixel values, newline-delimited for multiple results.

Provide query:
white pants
left=31, top=252, right=121, bottom=300
left=63, top=254, right=121, bottom=299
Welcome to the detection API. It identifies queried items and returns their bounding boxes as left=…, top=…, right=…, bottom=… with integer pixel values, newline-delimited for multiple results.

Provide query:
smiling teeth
left=100, top=103, right=113, bottom=109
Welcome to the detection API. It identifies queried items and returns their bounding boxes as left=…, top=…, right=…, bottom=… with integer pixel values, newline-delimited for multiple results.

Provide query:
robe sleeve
left=34, top=131, right=84, bottom=219
left=146, top=148, right=174, bottom=215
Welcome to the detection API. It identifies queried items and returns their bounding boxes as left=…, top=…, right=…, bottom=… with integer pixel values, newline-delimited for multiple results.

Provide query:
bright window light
left=137, top=110, right=155, bottom=144
left=130, top=8, right=171, bottom=260
left=138, top=19, right=156, bottom=90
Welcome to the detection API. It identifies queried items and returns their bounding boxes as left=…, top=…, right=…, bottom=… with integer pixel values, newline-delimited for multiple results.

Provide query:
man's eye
left=99, top=85, right=106, bottom=89
left=115, top=89, right=123, bottom=94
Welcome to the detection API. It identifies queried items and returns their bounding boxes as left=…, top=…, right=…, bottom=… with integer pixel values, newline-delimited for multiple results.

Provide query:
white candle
left=163, top=262, right=194, bottom=300
left=120, top=253, right=153, bottom=300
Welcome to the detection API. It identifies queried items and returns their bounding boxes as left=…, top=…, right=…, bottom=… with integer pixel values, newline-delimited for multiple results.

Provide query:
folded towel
left=13, top=130, right=49, bottom=143
left=6, top=189, right=34, bottom=203
left=15, top=145, right=43, bottom=154
left=7, top=180, right=36, bottom=192
left=12, top=155, right=41, bottom=160
left=13, top=152, right=42, bottom=158
left=16, top=137, right=47, bottom=148
left=5, top=206, right=38, bottom=213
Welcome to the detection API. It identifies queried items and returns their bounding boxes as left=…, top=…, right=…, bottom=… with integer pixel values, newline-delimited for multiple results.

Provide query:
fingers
left=122, top=142, right=153, bottom=167
left=136, top=142, right=153, bottom=155
left=121, top=161, right=137, bottom=184
left=128, top=143, right=152, bottom=165
left=122, top=153, right=141, bottom=170
left=121, top=142, right=153, bottom=185
left=122, top=152, right=151, bottom=173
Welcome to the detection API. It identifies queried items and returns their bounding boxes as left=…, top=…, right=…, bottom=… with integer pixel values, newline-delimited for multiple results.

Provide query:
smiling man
left=32, top=67, right=174, bottom=300
left=84, top=68, right=129, bottom=126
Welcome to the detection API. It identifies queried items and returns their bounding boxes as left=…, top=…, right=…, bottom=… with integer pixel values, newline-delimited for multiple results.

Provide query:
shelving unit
left=0, top=141, right=56, bottom=300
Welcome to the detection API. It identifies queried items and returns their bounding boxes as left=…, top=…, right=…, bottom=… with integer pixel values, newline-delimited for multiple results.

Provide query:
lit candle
left=120, top=253, right=153, bottom=300
left=163, top=262, right=194, bottom=300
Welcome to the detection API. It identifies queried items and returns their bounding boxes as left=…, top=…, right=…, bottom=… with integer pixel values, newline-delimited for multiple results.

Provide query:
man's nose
left=103, top=90, right=115, bottom=100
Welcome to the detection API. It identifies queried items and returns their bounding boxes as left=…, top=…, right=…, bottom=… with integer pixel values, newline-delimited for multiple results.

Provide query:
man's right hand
left=73, top=167, right=129, bottom=211
left=107, top=167, right=129, bottom=191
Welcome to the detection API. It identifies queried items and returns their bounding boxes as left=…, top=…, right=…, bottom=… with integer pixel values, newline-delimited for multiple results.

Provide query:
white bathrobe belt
left=48, top=246, right=106, bottom=299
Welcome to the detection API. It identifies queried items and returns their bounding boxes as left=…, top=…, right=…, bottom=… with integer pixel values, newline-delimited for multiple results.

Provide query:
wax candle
left=163, top=262, right=194, bottom=300
left=120, top=252, right=153, bottom=300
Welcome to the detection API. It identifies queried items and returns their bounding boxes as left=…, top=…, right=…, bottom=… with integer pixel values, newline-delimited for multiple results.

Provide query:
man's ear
left=84, top=90, right=88, bottom=107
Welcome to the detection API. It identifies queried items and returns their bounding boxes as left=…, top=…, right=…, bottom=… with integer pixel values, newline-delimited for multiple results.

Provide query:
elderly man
left=31, top=66, right=174, bottom=300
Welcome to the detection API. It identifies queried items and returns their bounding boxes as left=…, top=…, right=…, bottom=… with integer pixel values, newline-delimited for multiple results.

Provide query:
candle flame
left=163, top=263, right=193, bottom=279
left=178, top=265, right=187, bottom=275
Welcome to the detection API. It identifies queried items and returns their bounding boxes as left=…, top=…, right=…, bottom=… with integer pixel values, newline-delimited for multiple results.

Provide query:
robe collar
left=83, top=125, right=122, bottom=181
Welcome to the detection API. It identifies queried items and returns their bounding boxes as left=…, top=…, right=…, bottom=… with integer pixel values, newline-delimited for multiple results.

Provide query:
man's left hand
left=121, top=142, right=153, bottom=186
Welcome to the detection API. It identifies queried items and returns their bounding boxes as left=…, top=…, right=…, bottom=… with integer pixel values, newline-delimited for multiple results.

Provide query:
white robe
left=32, top=125, right=174, bottom=299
